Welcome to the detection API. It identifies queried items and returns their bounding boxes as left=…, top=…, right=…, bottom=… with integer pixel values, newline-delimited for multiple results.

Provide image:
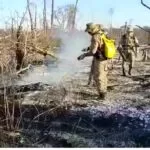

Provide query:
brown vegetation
left=0, top=0, right=60, bottom=74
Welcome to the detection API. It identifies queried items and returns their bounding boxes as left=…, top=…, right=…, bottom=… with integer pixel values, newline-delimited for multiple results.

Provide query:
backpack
left=121, top=34, right=138, bottom=48
left=101, top=34, right=116, bottom=59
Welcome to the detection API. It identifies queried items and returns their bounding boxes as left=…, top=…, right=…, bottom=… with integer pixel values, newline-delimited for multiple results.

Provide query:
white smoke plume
left=18, top=30, right=91, bottom=85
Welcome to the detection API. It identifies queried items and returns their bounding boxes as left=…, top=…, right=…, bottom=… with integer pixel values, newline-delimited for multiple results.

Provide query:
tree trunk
left=15, top=9, right=27, bottom=70
left=51, top=0, right=54, bottom=28
left=72, top=0, right=78, bottom=30
left=43, top=0, right=48, bottom=33
left=27, top=0, right=34, bottom=39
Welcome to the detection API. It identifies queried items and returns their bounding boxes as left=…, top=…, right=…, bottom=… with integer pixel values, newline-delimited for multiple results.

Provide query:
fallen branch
left=136, top=25, right=150, bottom=33
left=16, top=64, right=31, bottom=75
left=0, top=82, right=50, bottom=96
left=28, top=45, right=57, bottom=59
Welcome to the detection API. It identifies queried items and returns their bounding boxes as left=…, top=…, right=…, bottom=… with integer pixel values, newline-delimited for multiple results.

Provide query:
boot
left=128, top=70, right=131, bottom=76
left=122, top=69, right=126, bottom=76
left=87, top=76, right=92, bottom=86
left=128, top=67, right=132, bottom=76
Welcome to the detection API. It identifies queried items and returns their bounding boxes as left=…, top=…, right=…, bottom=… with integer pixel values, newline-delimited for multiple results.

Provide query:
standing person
left=119, top=27, right=139, bottom=76
left=82, top=25, right=107, bottom=86
left=77, top=23, right=108, bottom=100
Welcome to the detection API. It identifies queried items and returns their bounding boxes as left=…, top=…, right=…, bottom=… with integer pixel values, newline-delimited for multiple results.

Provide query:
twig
left=16, top=64, right=31, bottom=75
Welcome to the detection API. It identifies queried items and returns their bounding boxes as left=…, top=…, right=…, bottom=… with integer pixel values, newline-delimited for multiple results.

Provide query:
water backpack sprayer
left=101, top=34, right=116, bottom=59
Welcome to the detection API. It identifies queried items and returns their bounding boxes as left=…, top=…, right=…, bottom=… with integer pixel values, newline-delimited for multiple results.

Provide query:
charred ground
left=0, top=49, right=150, bottom=147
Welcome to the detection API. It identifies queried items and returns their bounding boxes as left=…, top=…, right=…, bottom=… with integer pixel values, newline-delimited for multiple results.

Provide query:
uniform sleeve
left=83, top=34, right=102, bottom=57
left=89, top=35, right=99, bottom=54
left=134, top=36, right=139, bottom=45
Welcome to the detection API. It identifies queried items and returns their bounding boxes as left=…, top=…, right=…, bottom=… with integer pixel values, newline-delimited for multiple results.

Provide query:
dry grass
left=0, top=29, right=60, bottom=74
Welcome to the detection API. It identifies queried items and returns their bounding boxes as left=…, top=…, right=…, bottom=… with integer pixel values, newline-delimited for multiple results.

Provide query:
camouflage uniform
left=78, top=23, right=108, bottom=99
left=82, top=25, right=107, bottom=86
left=88, top=57, right=95, bottom=85
left=81, top=48, right=95, bottom=86
left=119, top=27, right=139, bottom=76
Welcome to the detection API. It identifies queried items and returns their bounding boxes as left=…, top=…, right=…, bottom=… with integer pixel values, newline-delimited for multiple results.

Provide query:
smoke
left=48, top=30, right=91, bottom=82
left=18, top=30, right=91, bottom=85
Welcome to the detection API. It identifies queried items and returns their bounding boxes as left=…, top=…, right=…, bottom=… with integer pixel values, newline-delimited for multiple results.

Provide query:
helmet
left=85, top=23, right=101, bottom=34
left=127, top=27, right=134, bottom=32
left=85, top=23, right=93, bottom=32
left=96, top=24, right=105, bottom=34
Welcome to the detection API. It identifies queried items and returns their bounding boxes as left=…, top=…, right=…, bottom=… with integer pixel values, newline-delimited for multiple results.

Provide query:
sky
left=0, top=0, right=150, bottom=29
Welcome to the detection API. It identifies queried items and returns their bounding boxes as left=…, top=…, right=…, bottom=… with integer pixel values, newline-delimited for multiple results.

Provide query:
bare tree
left=43, top=0, right=48, bottom=33
left=51, top=0, right=54, bottom=28
left=16, top=9, right=28, bottom=70
left=54, top=4, right=77, bottom=31
left=11, top=18, right=15, bottom=38
left=34, top=4, right=37, bottom=31
left=27, top=0, right=34, bottom=38
left=54, top=6, right=69, bottom=29
left=72, top=0, right=79, bottom=30
left=108, top=8, right=114, bottom=36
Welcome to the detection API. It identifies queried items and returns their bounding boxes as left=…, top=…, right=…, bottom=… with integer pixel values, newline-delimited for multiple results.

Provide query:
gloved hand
left=77, top=54, right=85, bottom=60
left=81, top=48, right=87, bottom=52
